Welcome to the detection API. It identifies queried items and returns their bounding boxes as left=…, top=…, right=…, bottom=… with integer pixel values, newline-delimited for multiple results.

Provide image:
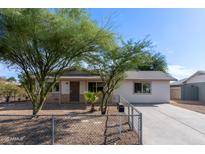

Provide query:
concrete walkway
left=134, top=103, right=205, bottom=145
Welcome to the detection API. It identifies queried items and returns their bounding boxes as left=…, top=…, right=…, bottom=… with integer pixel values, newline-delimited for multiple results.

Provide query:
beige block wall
left=45, top=92, right=60, bottom=103
left=170, top=87, right=181, bottom=100
left=61, top=94, right=70, bottom=104
left=80, top=94, right=85, bottom=103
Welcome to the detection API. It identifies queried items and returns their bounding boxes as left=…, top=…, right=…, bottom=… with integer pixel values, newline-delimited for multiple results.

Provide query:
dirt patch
left=171, top=100, right=205, bottom=114
left=0, top=103, right=139, bottom=145
left=0, top=116, right=52, bottom=145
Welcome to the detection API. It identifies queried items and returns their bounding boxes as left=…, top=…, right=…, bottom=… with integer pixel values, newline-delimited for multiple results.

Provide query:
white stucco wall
left=80, top=81, right=86, bottom=94
left=114, top=80, right=170, bottom=103
left=61, top=81, right=70, bottom=94
left=59, top=79, right=170, bottom=103
left=186, top=74, right=205, bottom=84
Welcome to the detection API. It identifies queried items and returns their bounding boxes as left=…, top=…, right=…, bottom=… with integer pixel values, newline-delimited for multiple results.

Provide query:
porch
left=45, top=78, right=104, bottom=104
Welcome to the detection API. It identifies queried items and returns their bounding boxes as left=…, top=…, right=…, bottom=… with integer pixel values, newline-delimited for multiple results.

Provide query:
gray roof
left=170, top=78, right=187, bottom=86
left=125, top=71, right=177, bottom=81
left=60, top=70, right=177, bottom=81
left=183, top=71, right=205, bottom=83
left=61, top=71, right=98, bottom=77
left=170, top=70, right=205, bottom=86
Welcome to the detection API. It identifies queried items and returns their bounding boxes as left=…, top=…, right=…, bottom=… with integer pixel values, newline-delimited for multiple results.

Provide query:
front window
left=134, top=82, right=151, bottom=94
left=53, top=82, right=59, bottom=92
left=143, top=83, right=151, bottom=93
left=88, top=82, right=104, bottom=92
left=47, top=82, right=59, bottom=92
left=134, top=83, right=142, bottom=93
left=97, top=82, right=104, bottom=92
left=88, top=82, right=96, bottom=92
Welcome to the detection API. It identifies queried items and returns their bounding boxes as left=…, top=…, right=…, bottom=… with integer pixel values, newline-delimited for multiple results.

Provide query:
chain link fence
left=0, top=99, right=142, bottom=145
left=119, top=96, right=143, bottom=144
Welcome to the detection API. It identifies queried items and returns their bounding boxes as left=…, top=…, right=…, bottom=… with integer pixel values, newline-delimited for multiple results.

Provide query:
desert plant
left=84, top=91, right=99, bottom=112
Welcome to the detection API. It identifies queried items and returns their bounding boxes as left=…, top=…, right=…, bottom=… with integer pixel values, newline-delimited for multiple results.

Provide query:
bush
left=84, top=92, right=99, bottom=112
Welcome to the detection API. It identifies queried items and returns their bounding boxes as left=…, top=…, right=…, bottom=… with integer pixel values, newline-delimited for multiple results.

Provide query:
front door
left=70, top=81, right=80, bottom=102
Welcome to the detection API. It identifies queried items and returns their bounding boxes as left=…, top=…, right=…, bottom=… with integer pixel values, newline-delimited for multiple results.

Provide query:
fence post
left=52, top=115, right=55, bottom=145
left=131, top=106, right=134, bottom=130
left=128, top=104, right=130, bottom=128
left=139, top=113, right=142, bottom=145
left=119, top=114, right=122, bottom=135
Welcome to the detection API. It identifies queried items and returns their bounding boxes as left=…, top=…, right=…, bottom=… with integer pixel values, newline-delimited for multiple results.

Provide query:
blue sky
left=0, top=9, right=205, bottom=80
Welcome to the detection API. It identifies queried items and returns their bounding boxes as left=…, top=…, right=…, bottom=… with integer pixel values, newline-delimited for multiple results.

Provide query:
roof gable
left=184, top=71, right=205, bottom=84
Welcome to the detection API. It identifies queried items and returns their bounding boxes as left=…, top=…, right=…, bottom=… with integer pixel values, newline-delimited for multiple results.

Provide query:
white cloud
left=164, top=48, right=174, bottom=54
left=168, top=65, right=196, bottom=80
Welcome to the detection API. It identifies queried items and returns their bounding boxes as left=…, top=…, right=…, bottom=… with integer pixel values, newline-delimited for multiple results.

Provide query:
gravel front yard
left=0, top=102, right=139, bottom=145
left=171, top=100, right=205, bottom=114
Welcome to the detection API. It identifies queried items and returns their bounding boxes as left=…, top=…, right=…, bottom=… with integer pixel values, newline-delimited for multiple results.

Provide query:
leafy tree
left=0, top=9, right=115, bottom=115
left=7, top=77, right=17, bottom=82
left=0, top=82, right=16, bottom=102
left=15, top=85, right=27, bottom=101
left=136, top=52, right=167, bottom=72
left=0, top=82, right=26, bottom=102
left=87, top=40, right=152, bottom=114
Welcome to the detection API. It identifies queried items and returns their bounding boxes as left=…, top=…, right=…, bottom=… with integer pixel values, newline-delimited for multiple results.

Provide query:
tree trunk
left=101, top=90, right=113, bottom=115
left=32, top=108, right=39, bottom=116
left=101, top=94, right=109, bottom=115
left=103, top=98, right=109, bottom=114
left=101, top=108, right=106, bottom=115
left=100, top=94, right=105, bottom=114
left=32, top=98, right=46, bottom=116
left=6, top=96, right=10, bottom=103
left=91, top=103, right=95, bottom=112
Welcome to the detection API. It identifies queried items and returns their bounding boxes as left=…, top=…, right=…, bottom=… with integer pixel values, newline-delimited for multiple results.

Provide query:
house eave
left=125, top=78, right=177, bottom=81
left=59, top=76, right=101, bottom=80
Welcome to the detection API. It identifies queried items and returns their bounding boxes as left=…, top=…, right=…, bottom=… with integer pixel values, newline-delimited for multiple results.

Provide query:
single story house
left=45, top=70, right=176, bottom=104
left=170, top=71, right=205, bottom=102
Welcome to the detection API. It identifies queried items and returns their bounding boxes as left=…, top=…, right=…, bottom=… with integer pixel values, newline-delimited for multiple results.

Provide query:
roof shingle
left=125, top=71, right=177, bottom=81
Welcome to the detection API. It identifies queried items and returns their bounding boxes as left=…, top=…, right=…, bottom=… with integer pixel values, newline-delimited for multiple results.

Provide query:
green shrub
left=84, top=91, right=99, bottom=112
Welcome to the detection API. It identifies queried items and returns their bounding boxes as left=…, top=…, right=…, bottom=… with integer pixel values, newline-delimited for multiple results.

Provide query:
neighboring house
left=45, top=70, right=176, bottom=104
left=170, top=78, right=187, bottom=100
left=170, top=71, right=205, bottom=102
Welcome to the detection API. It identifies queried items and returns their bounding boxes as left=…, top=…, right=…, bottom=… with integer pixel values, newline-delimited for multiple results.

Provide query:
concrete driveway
left=134, top=103, right=205, bottom=145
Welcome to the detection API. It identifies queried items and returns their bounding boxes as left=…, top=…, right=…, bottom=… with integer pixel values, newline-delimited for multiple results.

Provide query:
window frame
left=87, top=81, right=104, bottom=93
left=133, top=81, right=152, bottom=94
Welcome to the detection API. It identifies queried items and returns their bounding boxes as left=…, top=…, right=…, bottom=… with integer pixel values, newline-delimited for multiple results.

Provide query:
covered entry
left=70, top=81, right=80, bottom=102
